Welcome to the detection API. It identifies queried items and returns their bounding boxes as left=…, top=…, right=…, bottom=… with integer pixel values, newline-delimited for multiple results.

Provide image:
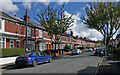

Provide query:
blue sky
left=11, top=2, right=87, bottom=24
left=2, top=0, right=119, bottom=41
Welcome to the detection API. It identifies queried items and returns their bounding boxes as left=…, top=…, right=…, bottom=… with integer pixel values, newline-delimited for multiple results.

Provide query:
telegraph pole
left=25, top=9, right=28, bottom=52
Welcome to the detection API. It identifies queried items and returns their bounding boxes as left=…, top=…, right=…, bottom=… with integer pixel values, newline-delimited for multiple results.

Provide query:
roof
left=0, top=11, right=45, bottom=30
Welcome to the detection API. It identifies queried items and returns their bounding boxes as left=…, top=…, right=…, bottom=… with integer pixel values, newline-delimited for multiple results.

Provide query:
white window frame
left=39, top=42, right=45, bottom=51
left=0, top=38, right=6, bottom=48
left=27, top=26, right=31, bottom=37
left=39, top=30, right=43, bottom=38
left=70, top=38, right=71, bottom=42
left=10, top=40, right=14, bottom=48
left=66, top=37, right=68, bottom=42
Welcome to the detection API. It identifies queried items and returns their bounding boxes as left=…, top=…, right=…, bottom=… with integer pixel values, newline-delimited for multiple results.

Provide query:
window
left=0, top=38, right=5, bottom=48
left=10, top=40, right=14, bottom=48
left=66, top=37, right=68, bottom=42
left=53, top=35, right=55, bottom=40
left=71, top=44, right=73, bottom=49
left=27, top=26, right=31, bottom=37
left=46, top=44, right=48, bottom=50
left=59, top=44, right=65, bottom=49
left=52, top=44, right=58, bottom=50
left=39, top=30, right=43, bottom=38
left=16, top=40, right=20, bottom=48
left=24, top=40, right=35, bottom=50
left=59, top=35, right=61, bottom=41
left=38, top=42, right=45, bottom=51
left=70, top=38, right=71, bottom=42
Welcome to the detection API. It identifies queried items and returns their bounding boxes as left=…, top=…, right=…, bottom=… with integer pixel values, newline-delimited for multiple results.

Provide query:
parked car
left=87, top=48, right=93, bottom=52
left=15, top=51, right=52, bottom=67
left=92, top=48, right=96, bottom=51
left=72, top=49, right=82, bottom=55
left=94, top=49, right=104, bottom=56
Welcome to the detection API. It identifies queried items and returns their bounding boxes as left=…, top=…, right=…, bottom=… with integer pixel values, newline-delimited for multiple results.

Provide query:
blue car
left=15, top=51, right=52, bottom=67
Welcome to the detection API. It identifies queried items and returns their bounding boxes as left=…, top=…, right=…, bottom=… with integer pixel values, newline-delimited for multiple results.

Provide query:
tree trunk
left=54, top=43, right=56, bottom=57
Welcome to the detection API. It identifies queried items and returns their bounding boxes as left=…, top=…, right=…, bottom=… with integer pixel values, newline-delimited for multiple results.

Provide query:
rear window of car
left=22, top=53, right=32, bottom=56
left=33, top=52, right=40, bottom=56
left=96, top=49, right=102, bottom=51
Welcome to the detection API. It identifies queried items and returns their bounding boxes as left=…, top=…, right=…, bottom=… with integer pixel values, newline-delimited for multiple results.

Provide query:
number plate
left=18, top=58, right=23, bottom=60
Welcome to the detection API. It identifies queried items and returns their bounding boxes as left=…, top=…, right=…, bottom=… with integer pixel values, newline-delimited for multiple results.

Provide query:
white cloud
left=64, top=11, right=103, bottom=41
left=0, top=0, right=19, bottom=12
left=22, top=2, right=31, bottom=10
left=22, top=0, right=50, bottom=10
left=57, top=0, right=70, bottom=5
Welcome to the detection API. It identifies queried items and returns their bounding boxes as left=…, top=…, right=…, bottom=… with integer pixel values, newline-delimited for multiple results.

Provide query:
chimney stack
left=24, top=9, right=30, bottom=22
left=14, top=14, right=17, bottom=17
left=71, top=31, right=73, bottom=36
left=76, top=35, right=78, bottom=39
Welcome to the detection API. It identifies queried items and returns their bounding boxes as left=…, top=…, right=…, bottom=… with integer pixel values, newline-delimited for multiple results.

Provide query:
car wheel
left=48, top=58, right=52, bottom=63
left=32, top=60, right=38, bottom=67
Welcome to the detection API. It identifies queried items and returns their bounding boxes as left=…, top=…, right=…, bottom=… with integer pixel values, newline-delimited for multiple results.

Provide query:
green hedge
left=2, top=48, right=25, bottom=57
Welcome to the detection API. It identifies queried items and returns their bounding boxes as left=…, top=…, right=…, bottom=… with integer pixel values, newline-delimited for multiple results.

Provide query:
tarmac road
left=2, top=52, right=102, bottom=74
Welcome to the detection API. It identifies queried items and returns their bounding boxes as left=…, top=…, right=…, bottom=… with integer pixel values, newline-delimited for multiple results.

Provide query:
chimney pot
left=14, top=15, right=17, bottom=17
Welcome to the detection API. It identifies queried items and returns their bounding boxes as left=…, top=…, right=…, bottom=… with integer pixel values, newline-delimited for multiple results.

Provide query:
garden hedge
left=2, top=48, right=25, bottom=58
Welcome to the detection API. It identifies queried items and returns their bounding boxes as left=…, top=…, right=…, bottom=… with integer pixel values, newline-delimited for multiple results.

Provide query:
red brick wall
left=5, top=21, right=26, bottom=35
left=43, top=31, right=50, bottom=39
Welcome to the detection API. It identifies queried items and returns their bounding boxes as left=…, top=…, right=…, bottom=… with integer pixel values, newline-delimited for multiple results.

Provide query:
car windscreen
left=72, top=49, right=78, bottom=51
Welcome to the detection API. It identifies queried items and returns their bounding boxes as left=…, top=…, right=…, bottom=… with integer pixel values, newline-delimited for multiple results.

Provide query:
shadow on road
left=77, top=66, right=96, bottom=75
left=2, top=62, right=48, bottom=70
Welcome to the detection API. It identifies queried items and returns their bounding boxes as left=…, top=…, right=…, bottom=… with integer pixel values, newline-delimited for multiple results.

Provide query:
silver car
left=72, top=49, right=82, bottom=54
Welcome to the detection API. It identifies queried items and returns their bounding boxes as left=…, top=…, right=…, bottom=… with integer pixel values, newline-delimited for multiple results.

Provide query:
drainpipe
left=25, top=9, right=28, bottom=52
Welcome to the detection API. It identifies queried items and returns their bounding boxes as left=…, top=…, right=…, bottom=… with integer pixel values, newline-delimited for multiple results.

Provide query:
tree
left=81, top=2, right=120, bottom=56
left=34, top=5, right=74, bottom=57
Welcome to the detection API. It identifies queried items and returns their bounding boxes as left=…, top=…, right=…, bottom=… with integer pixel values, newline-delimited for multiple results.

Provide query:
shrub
left=77, top=47, right=85, bottom=50
left=43, top=50, right=51, bottom=55
left=64, top=45, right=71, bottom=50
left=2, top=48, right=25, bottom=57
left=113, top=47, right=120, bottom=57
left=117, top=41, right=120, bottom=48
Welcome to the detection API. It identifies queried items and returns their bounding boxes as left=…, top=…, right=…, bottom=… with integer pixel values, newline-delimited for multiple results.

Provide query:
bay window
left=39, top=30, right=43, bottom=38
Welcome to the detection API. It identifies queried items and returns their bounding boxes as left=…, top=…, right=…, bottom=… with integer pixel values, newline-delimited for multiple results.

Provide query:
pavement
left=0, top=56, right=18, bottom=66
left=96, top=54, right=120, bottom=75
left=2, top=52, right=102, bottom=74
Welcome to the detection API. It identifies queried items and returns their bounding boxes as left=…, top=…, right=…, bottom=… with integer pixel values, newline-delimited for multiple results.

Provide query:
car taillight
left=25, top=57, right=30, bottom=60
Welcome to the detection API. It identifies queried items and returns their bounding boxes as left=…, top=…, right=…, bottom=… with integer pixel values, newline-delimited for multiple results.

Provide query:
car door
left=33, top=52, right=41, bottom=62
left=40, top=53, right=48, bottom=62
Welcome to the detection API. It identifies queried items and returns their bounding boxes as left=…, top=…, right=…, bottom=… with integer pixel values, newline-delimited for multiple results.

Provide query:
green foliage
left=43, top=50, right=51, bottom=55
left=117, top=41, right=120, bottom=48
left=34, top=5, right=74, bottom=43
left=113, top=47, right=120, bottom=57
left=64, top=45, right=71, bottom=50
left=116, top=47, right=120, bottom=51
left=2, top=48, right=25, bottom=57
left=81, top=2, right=120, bottom=45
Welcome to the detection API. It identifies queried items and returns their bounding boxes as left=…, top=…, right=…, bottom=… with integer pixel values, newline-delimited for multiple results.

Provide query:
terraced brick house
left=0, top=10, right=97, bottom=52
